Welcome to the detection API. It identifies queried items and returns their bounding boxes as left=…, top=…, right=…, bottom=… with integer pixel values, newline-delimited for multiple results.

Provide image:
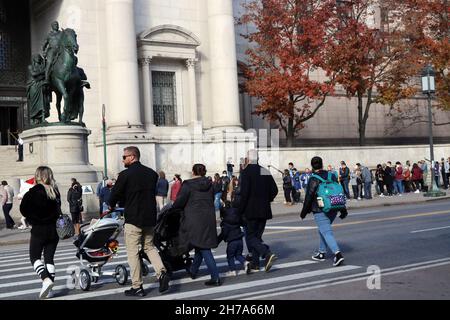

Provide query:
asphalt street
left=0, top=199, right=449, bottom=300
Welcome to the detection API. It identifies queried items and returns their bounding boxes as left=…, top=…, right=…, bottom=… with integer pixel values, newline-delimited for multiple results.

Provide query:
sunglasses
left=122, top=155, right=132, bottom=160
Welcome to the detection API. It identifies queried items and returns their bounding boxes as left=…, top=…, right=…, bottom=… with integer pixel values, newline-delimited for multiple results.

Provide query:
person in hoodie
left=20, top=166, right=61, bottom=299
left=172, top=163, right=221, bottom=286
left=300, top=157, right=348, bottom=267
left=218, top=199, right=248, bottom=276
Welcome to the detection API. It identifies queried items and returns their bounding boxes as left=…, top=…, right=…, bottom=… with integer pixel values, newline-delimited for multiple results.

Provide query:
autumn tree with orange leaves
left=326, top=0, right=422, bottom=146
left=393, top=0, right=449, bottom=111
left=240, top=0, right=336, bottom=147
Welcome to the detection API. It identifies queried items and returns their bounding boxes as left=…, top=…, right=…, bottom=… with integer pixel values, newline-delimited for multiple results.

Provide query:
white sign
left=82, top=185, right=94, bottom=194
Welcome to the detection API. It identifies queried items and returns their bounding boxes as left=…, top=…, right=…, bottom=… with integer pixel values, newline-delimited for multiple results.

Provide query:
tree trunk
left=287, top=117, right=294, bottom=147
left=357, top=93, right=365, bottom=146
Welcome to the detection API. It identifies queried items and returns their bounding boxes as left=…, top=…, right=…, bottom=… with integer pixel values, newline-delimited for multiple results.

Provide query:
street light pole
left=102, top=104, right=108, bottom=180
left=422, top=65, right=445, bottom=197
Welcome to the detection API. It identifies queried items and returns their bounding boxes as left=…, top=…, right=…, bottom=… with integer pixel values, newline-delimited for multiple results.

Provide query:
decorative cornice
left=186, top=58, right=197, bottom=69
left=138, top=57, right=152, bottom=66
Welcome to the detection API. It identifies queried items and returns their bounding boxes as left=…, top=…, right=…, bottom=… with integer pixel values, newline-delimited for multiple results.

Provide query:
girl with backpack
left=300, top=157, right=347, bottom=267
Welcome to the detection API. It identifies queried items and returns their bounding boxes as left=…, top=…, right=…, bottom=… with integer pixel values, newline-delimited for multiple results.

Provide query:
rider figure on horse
left=42, top=21, right=63, bottom=84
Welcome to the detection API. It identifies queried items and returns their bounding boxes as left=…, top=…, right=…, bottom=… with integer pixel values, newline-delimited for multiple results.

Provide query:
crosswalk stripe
left=0, top=253, right=228, bottom=285
left=0, top=242, right=77, bottom=258
left=51, top=260, right=319, bottom=300
left=0, top=260, right=235, bottom=290
left=0, top=256, right=260, bottom=299
left=145, top=265, right=361, bottom=300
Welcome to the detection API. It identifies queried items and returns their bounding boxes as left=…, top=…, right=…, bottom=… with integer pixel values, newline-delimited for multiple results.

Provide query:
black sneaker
left=159, top=272, right=170, bottom=294
left=186, top=269, right=196, bottom=280
left=204, top=278, right=222, bottom=286
left=124, top=286, right=146, bottom=297
left=312, top=252, right=326, bottom=262
left=264, top=252, right=277, bottom=272
left=333, top=252, right=344, bottom=267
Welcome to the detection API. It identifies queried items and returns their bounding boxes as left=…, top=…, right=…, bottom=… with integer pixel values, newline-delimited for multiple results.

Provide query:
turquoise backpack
left=311, top=172, right=347, bottom=213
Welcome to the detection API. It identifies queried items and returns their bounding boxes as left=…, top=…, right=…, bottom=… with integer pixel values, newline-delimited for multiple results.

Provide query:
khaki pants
left=156, top=196, right=166, bottom=212
left=124, top=223, right=166, bottom=289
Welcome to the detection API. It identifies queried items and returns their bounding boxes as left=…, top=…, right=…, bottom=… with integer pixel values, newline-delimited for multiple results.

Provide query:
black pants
left=377, top=181, right=385, bottom=195
left=29, top=225, right=59, bottom=280
left=414, top=179, right=424, bottom=191
left=442, top=172, right=449, bottom=189
left=284, top=189, right=292, bottom=203
left=2, top=204, right=15, bottom=228
left=18, top=144, right=23, bottom=161
left=244, top=219, right=270, bottom=268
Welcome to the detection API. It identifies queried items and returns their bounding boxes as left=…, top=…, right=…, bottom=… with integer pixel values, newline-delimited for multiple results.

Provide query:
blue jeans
left=393, top=179, right=404, bottom=194
left=214, top=193, right=222, bottom=211
left=190, top=248, right=219, bottom=280
left=226, top=239, right=246, bottom=271
left=363, top=182, right=372, bottom=199
left=341, top=180, right=350, bottom=199
left=313, top=212, right=340, bottom=254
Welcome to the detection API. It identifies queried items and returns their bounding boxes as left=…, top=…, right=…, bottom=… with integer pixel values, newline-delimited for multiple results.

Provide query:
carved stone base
left=20, top=125, right=99, bottom=183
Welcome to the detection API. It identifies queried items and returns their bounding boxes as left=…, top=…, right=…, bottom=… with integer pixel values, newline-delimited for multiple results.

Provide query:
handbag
left=56, top=214, right=75, bottom=239
left=55, top=196, right=75, bottom=239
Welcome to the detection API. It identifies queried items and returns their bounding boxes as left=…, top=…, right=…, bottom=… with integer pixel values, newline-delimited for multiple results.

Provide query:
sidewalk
left=1, top=191, right=449, bottom=247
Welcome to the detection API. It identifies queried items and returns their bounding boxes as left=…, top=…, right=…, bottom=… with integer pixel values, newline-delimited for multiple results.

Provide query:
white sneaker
left=379, top=194, right=385, bottom=197
left=414, top=190, right=420, bottom=193
left=46, top=290, right=54, bottom=299
left=225, top=270, right=239, bottom=277
left=39, top=278, right=54, bottom=299
left=18, top=225, right=26, bottom=230
left=398, top=194, right=402, bottom=197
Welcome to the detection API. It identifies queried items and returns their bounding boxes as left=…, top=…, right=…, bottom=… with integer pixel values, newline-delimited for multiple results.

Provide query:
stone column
left=186, top=58, right=198, bottom=125
left=207, top=0, right=242, bottom=129
left=105, top=0, right=143, bottom=131
left=139, top=57, right=154, bottom=130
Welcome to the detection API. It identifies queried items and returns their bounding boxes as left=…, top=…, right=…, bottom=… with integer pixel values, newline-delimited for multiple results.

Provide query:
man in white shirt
left=1, top=181, right=16, bottom=229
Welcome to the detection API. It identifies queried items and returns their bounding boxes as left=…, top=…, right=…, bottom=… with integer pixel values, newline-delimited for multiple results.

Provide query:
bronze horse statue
left=48, top=28, right=88, bottom=125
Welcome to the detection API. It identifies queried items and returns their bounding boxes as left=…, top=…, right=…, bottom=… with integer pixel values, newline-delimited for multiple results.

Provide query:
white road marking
left=410, top=225, right=450, bottom=234
left=241, top=259, right=450, bottom=300
left=265, top=226, right=316, bottom=230
left=146, top=265, right=361, bottom=300
left=51, top=260, right=318, bottom=300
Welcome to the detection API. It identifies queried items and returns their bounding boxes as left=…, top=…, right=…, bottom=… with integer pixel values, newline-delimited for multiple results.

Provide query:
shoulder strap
left=311, top=173, right=326, bottom=183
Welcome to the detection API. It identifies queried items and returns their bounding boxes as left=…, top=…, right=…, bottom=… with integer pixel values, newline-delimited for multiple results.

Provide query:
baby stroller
left=72, top=208, right=128, bottom=291
left=140, top=204, right=192, bottom=277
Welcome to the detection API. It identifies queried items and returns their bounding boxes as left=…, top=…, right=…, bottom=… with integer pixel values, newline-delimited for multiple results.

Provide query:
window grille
left=152, top=71, right=177, bottom=126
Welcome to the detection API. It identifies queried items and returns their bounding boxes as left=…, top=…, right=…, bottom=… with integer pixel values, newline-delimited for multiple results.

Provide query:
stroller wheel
left=141, top=262, right=149, bottom=277
left=79, top=269, right=91, bottom=291
left=115, top=265, right=128, bottom=285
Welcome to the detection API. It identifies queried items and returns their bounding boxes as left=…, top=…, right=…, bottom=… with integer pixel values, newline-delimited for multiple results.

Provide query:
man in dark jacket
left=300, top=156, right=348, bottom=267
left=109, top=146, right=170, bottom=296
left=238, top=149, right=278, bottom=273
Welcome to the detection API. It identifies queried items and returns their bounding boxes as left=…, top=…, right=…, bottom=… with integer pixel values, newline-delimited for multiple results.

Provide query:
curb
left=1, top=196, right=449, bottom=247
left=271, top=195, right=450, bottom=217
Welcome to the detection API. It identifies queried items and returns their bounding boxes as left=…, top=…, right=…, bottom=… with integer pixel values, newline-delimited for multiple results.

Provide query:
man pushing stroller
left=109, top=146, right=170, bottom=297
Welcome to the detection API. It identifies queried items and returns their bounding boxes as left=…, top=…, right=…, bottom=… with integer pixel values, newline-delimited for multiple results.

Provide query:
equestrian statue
left=27, top=21, right=90, bottom=126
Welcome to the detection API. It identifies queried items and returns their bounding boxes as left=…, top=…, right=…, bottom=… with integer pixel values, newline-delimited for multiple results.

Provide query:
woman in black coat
left=67, top=178, right=82, bottom=235
left=20, top=166, right=61, bottom=299
left=172, top=164, right=221, bottom=286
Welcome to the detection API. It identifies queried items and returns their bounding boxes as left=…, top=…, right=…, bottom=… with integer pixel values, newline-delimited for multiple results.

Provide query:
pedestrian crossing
left=0, top=241, right=362, bottom=300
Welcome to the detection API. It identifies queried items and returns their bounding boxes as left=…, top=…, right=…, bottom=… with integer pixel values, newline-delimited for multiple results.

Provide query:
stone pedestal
left=20, top=125, right=99, bottom=183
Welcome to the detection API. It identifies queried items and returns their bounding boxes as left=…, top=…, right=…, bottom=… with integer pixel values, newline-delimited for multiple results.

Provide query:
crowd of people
left=278, top=157, right=450, bottom=204
left=9, top=147, right=450, bottom=300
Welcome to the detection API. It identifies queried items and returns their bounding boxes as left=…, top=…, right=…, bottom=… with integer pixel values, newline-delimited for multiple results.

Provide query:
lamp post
left=421, top=64, right=445, bottom=197
left=102, top=104, right=108, bottom=180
